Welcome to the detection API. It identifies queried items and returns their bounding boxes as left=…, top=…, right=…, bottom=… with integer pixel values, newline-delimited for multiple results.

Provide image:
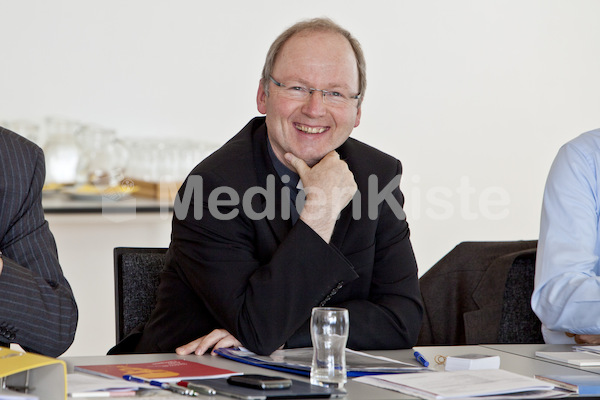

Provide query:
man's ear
left=354, top=106, right=362, bottom=128
left=257, top=80, right=267, bottom=114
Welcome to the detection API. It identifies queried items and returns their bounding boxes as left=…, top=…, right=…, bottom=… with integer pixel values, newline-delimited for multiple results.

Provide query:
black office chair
left=497, top=250, right=542, bottom=343
left=417, top=240, right=544, bottom=345
left=113, top=247, right=168, bottom=344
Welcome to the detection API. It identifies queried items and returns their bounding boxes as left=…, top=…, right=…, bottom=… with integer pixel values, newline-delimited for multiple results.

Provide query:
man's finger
left=176, top=338, right=202, bottom=355
left=284, top=153, right=310, bottom=176
left=210, top=336, right=241, bottom=355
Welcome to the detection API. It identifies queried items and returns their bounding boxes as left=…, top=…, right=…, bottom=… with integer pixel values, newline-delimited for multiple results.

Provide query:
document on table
left=67, top=372, right=153, bottom=397
left=354, top=369, right=563, bottom=399
left=535, top=350, right=600, bottom=366
left=574, top=345, right=600, bottom=355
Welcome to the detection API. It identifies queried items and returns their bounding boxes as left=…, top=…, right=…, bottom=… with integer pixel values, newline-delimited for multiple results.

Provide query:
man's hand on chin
left=285, top=150, right=357, bottom=243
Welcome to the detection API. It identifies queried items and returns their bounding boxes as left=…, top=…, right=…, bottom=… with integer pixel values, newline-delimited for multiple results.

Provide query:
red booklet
left=75, top=359, right=241, bottom=382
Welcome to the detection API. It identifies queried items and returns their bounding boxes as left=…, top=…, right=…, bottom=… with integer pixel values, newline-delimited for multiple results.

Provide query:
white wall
left=3, top=0, right=600, bottom=274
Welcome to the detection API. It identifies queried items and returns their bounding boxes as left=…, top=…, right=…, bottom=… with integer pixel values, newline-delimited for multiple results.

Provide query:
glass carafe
left=75, top=125, right=128, bottom=188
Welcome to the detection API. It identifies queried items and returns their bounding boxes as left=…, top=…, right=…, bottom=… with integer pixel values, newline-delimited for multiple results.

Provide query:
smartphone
left=227, top=374, right=293, bottom=390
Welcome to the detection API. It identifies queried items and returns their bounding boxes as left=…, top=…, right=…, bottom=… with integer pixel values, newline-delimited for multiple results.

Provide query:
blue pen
left=414, top=351, right=430, bottom=367
left=123, top=374, right=198, bottom=396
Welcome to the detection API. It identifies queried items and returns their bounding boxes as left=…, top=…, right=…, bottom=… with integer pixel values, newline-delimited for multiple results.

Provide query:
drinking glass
left=310, top=307, right=349, bottom=388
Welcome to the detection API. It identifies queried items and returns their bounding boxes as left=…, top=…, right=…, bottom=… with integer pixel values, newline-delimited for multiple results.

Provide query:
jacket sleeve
left=532, top=138, right=600, bottom=337
left=0, top=146, right=78, bottom=357
left=286, top=161, right=423, bottom=350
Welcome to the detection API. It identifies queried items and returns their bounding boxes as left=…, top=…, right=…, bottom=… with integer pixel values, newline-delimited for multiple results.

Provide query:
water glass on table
left=310, top=307, right=349, bottom=388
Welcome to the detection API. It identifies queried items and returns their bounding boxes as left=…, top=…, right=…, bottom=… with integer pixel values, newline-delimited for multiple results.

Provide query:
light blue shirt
left=532, top=129, right=600, bottom=344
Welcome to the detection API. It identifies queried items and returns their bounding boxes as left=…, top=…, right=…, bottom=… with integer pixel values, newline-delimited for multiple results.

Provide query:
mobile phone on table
left=227, top=374, right=292, bottom=390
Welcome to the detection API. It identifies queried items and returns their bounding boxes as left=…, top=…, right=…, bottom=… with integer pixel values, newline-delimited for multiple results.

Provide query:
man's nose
left=302, top=89, right=327, bottom=116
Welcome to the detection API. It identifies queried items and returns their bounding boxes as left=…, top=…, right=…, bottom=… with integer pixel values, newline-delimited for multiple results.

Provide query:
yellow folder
left=0, top=346, right=66, bottom=399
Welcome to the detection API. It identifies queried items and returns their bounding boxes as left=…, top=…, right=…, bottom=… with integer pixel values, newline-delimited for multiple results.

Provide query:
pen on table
left=123, top=374, right=198, bottom=396
left=177, top=380, right=217, bottom=395
left=414, top=351, right=430, bottom=367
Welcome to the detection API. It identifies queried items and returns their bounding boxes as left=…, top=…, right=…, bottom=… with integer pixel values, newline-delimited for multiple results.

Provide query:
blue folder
left=214, top=347, right=426, bottom=378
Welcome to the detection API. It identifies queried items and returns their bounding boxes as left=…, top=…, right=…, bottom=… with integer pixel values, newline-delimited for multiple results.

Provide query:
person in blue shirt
left=532, top=128, right=600, bottom=344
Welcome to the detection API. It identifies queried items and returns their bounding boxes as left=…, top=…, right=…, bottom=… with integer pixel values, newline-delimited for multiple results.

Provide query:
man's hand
left=568, top=333, right=600, bottom=344
left=0, top=256, right=3, bottom=275
left=175, top=329, right=241, bottom=356
left=285, top=151, right=357, bottom=243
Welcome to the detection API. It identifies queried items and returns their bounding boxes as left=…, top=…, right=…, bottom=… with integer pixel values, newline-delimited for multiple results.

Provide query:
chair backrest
left=113, top=247, right=168, bottom=344
left=417, top=240, right=542, bottom=345
left=497, top=251, right=543, bottom=343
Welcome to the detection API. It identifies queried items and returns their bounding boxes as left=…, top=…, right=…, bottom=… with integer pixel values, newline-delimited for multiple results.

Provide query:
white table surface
left=62, top=344, right=600, bottom=399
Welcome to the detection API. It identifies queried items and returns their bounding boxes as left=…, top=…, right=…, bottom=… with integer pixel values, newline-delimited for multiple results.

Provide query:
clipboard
left=0, top=347, right=67, bottom=399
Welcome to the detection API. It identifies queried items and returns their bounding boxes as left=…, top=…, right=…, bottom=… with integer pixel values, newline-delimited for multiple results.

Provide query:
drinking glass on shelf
left=43, top=117, right=81, bottom=185
left=75, top=124, right=128, bottom=188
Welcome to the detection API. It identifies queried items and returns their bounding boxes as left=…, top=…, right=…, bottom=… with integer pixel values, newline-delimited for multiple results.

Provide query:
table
left=62, top=345, right=600, bottom=399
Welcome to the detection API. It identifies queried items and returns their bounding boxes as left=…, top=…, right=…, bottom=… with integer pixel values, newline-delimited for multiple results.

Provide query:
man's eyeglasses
left=269, top=76, right=361, bottom=108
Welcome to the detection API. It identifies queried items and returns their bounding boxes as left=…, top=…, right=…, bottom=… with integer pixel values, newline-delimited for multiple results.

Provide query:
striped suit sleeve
left=0, top=131, right=78, bottom=357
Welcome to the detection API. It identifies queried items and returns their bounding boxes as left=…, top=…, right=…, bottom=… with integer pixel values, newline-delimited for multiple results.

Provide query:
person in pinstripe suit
left=0, top=127, right=78, bottom=357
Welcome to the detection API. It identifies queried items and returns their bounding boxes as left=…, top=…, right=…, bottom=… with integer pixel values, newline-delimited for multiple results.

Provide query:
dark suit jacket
left=112, top=117, right=423, bottom=355
left=0, top=128, right=78, bottom=356
left=417, top=240, right=538, bottom=345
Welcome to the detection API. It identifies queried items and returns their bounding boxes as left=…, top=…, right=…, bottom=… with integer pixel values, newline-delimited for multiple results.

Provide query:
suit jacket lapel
left=329, top=141, right=357, bottom=250
left=251, top=123, right=290, bottom=244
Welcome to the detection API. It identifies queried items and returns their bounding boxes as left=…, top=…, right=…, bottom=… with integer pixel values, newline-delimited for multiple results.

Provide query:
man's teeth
left=297, top=125, right=326, bottom=134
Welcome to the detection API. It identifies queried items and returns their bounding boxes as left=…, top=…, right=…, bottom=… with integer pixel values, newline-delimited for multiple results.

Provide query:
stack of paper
left=573, top=345, right=600, bottom=355
left=355, top=369, right=557, bottom=399
left=67, top=373, right=148, bottom=398
left=535, top=351, right=600, bottom=366
left=444, top=354, right=500, bottom=371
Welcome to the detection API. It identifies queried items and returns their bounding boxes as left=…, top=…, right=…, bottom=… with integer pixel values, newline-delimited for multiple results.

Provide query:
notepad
left=535, top=351, right=600, bottom=367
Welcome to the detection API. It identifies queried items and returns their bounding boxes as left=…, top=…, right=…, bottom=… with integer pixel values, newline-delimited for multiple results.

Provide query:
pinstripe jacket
left=0, top=128, right=77, bottom=356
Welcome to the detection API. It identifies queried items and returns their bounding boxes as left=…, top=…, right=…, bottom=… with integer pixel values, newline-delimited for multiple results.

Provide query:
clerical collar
left=266, top=136, right=300, bottom=189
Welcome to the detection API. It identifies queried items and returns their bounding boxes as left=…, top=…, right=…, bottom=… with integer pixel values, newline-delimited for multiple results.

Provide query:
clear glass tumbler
left=310, top=307, right=349, bottom=388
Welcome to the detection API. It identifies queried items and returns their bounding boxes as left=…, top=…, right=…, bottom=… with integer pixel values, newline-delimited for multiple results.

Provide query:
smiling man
left=110, top=17, right=422, bottom=356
